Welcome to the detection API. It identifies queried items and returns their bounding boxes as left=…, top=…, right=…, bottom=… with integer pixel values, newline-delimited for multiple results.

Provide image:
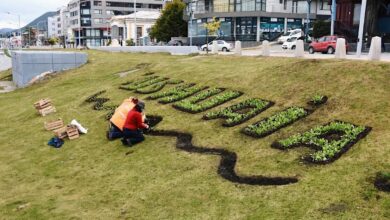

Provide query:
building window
left=81, top=17, right=91, bottom=26
left=94, top=18, right=104, bottom=24
left=94, top=1, right=102, bottom=6
left=94, top=9, right=102, bottom=14
left=81, top=9, right=91, bottom=15
left=320, top=0, right=330, bottom=10
left=106, top=10, right=115, bottom=15
left=292, top=0, right=298, bottom=13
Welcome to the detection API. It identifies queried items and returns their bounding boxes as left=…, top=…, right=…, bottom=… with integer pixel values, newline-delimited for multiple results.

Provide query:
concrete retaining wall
left=93, top=46, right=199, bottom=55
left=12, top=51, right=87, bottom=87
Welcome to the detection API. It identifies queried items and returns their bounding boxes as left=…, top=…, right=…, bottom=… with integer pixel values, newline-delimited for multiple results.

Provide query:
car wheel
left=222, top=47, right=227, bottom=52
left=309, top=47, right=315, bottom=54
left=291, top=45, right=296, bottom=50
left=327, top=47, right=335, bottom=54
left=202, top=47, right=207, bottom=51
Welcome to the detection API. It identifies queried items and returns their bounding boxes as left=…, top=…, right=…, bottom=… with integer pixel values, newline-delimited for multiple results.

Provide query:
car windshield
left=282, top=32, right=291, bottom=36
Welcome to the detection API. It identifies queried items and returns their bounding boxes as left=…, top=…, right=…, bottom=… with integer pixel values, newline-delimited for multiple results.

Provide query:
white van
left=277, top=29, right=303, bottom=44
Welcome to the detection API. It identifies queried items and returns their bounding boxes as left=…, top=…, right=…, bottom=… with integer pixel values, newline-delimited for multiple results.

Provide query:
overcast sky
left=0, top=0, right=70, bottom=29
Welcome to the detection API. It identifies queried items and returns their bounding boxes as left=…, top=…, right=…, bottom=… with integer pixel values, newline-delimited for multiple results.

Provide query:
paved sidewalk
left=200, top=44, right=390, bottom=62
left=0, top=53, right=12, bottom=71
left=0, top=81, right=16, bottom=93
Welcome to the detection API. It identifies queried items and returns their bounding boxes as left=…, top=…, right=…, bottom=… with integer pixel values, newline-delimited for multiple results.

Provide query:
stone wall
left=94, top=46, right=199, bottom=55
left=12, top=51, right=87, bottom=87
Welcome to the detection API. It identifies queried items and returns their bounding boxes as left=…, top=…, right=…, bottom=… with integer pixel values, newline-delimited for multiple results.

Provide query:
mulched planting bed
left=242, top=107, right=311, bottom=138
left=203, top=98, right=274, bottom=127
left=120, top=76, right=169, bottom=91
left=308, top=95, right=328, bottom=106
left=147, top=84, right=208, bottom=104
left=374, top=172, right=390, bottom=192
left=134, top=79, right=184, bottom=94
left=172, top=88, right=243, bottom=113
left=85, top=91, right=118, bottom=118
left=271, top=121, right=372, bottom=164
left=145, top=115, right=298, bottom=186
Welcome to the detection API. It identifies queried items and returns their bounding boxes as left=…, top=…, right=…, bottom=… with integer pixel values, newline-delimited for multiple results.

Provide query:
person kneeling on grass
left=121, top=99, right=149, bottom=146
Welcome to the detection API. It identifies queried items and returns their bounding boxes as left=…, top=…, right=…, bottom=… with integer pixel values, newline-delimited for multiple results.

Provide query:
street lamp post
left=134, top=0, right=137, bottom=46
left=306, top=0, right=311, bottom=41
left=356, top=0, right=367, bottom=57
left=330, top=0, right=336, bottom=35
left=3, top=12, right=21, bottom=50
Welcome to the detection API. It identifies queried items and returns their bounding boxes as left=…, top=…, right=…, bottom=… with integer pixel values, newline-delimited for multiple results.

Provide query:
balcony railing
left=189, top=2, right=312, bottom=15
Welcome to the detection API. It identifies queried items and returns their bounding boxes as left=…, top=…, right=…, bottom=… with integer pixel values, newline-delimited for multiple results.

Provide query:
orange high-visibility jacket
left=110, top=99, right=136, bottom=131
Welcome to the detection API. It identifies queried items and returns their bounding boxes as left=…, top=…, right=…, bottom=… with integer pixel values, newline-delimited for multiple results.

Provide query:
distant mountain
left=23, top=11, right=57, bottom=30
left=0, top=11, right=56, bottom=36
left=0, top=28, right=14, bottom=34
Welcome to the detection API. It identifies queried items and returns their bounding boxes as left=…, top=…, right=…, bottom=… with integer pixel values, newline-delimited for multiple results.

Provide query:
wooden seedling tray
left=34, top=98, right=52, bottom=110
left=44, top=118, right=64, bottom=131
left=53, top=126, right=68, bottom=139
left=38, top=106, right=56, bottom=116
left=66, top=125, right=79, bottom=140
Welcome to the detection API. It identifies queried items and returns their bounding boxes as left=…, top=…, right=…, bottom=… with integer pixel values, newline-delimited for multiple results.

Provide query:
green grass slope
left=0, top=51, right=389, bottom=219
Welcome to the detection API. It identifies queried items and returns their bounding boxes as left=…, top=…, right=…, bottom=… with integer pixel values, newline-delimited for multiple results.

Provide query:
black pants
left=108, top=123, right=123, bottom=140
left=123, top=128, right=145, bottom=145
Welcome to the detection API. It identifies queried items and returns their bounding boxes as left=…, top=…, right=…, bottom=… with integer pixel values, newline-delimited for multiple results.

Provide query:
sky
left=0, top=0, right=70, bottom=29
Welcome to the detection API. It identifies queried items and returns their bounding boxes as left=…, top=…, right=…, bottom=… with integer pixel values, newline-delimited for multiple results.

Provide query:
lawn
left=0, top=50, right=389, bottom=219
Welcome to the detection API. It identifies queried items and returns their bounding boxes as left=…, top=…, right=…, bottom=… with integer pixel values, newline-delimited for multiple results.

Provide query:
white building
left=47, top=6, right=71, bottom=43
left=110, top=11, right=160, bottom=45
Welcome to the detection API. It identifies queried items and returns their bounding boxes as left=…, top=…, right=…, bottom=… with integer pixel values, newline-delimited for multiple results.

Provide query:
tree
left=313, top=20, right=330, bottom=39
left=203, top=17, right=221, bottom=52
left=48, top=37, right=58, bottom=46
left=149, top=0, right=187, bottom=42
left=23, top=27, right=37, bottom=46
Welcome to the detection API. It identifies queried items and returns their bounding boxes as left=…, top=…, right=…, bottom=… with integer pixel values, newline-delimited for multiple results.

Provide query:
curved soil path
left=146, top=116, right=298, bottom=186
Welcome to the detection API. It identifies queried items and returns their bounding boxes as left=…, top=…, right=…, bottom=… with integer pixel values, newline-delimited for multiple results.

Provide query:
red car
left=308, top=35, right=348, bottom=54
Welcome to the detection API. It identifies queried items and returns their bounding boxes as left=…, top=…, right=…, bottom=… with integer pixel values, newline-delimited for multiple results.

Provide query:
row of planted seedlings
left=109, top=74, right=371, bottom=164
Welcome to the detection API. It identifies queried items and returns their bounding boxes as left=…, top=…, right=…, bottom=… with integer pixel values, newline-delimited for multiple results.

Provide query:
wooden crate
left=53, top=126, right=68, bottom=139
left=39, top=106, right=56, bottom=116
left=66, top=125, right=79, bottom=140
left=44, top=118, right=64, bottom=131
left=34, top=98, right=52, bottom=110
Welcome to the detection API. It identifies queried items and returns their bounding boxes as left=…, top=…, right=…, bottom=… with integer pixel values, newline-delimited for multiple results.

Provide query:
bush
left=48, top=37, right=59, bottom=46
left=126, top=39, right=135, bottom=46
left=313, top=20, right=331, bottom=39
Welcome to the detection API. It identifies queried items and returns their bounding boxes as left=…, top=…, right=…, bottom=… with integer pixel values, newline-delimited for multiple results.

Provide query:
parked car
left=168, top=37, right=188, bottom=46
left=201, top=40, right=232, bottom=52
left=277, top=29, right=303, bottom=44
left=282, top=37, right=298, bottom=50
left=308, top=35, right=349, bottom=54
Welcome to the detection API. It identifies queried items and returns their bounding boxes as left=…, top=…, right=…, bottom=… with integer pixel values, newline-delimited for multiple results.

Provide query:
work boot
left=121, top=138, right=132, bottom=147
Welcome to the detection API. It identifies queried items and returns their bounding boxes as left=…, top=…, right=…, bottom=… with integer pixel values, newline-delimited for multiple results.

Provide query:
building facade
left=185, top=0, right=331, bottom=43
left=47, top=6, right=71, bottom=45
left=335, top=0, right=390, bottom=42
left=110, top=11, right=160, bottom=45
left=67, top=0, right=165, bottom=47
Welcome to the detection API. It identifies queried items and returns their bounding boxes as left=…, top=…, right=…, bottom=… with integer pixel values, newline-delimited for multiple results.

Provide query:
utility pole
left=306, top=0, right=311, bottom=41
left=189, top=1, right=193, bottom=46
left=330, top=0, right=336, bottom=35
left=356, top=0, right=367, bottom=57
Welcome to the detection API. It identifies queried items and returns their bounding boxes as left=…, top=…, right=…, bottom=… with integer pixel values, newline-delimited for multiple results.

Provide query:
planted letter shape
left=272, top=121, right=371, bottom=164
left=135, top=79, right=184, bottom=94
left=120, top=76, right=168, bottom=91
left=173, top=88, right=242, bottom=113
left=242, top=107, right=309, bottom=138
left=147, top=83, right=208, bottom=104
left=203, top=98, right=274, bottom=126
